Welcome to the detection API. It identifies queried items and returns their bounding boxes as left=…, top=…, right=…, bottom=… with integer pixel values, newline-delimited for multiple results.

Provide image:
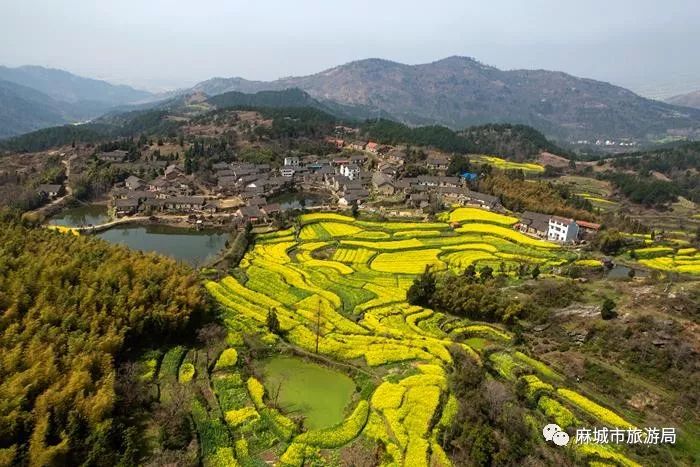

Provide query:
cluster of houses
left=109, top=164, right=214, bottom=216
left=97, top=146, right=603, bottom=242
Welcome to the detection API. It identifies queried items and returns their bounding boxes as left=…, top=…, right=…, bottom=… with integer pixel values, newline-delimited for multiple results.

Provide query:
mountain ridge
left=187, top=56, right=700, bottom=142
left=666, top=89, right=700, bottom=109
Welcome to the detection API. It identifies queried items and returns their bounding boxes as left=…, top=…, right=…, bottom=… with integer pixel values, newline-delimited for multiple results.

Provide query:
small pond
left=49, top=204, right=111, bottom=227
left=269, top=191, right=330, bottom=210
left=260, top=356, right=355, bottom=430
left=96, top=225, right=229, bottom=266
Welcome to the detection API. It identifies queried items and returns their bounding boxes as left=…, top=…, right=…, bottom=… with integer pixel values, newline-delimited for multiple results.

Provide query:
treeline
left=477, top=172, right=596, bottom=221
left=208, top=88, right=320, bottom=110
left=604, top=173, right=682, bottom=206
left=0, top=223, right=208, bottom=466
left=408, top=267, right=584, bottom=324
left=605, top=142, right=699, bottom=203
left=360, top=120, right=568, bottom=159
left=610, top=141, right=700, bottom=175
left=0, top=124, right=111, bottom=153
left=459, top=123, right=571, bottom=161
left=0, top=110, right=181, bottom=153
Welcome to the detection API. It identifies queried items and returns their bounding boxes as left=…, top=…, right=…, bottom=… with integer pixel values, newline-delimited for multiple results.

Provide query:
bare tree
left=482, top=379, right=511, bottom=422
left=196, top=323, right=227, bottom=368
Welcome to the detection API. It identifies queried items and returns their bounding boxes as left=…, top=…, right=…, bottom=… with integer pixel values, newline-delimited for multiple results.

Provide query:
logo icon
left=543, top=423, right=570, bottom=446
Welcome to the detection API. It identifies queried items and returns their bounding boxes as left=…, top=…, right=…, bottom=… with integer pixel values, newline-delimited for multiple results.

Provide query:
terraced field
left=470, top=155, right=545, bottom=174
left=634, top=245, right=700, bottom=275
left=199, top=211, right=648, bottom=466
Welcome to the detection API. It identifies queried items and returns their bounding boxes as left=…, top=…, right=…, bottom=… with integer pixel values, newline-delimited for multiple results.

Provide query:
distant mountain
left=0, top=66, right=155, bottom=139
left=666, top=90, right=700, bottom=109
left=0, top=80, right=85, bottom=139
left=189, top=56, right=700, bottom=142
left=0, top=65, right=153, bottom=106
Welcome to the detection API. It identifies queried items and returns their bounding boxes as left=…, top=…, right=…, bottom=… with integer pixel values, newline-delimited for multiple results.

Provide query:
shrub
left=214, top=348, right=238, bottom=371
left=224, top=407, right=259, bottom=427
left=178, top=363, right=195, bottom=383
left=247, top=377, right=265, bottom=408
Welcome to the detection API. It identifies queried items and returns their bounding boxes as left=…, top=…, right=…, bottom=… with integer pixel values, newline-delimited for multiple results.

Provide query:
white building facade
left=547, top=217, right=579, bottom=243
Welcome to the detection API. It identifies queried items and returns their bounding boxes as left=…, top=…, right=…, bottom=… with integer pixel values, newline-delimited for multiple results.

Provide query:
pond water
left=260, top=356, right=355, bottom=430
left=605, top=265, right=644, bottom=279
left=269, top=191, right=330, bottom=210
left=96, top=225, right=229, bottom=266
left=49, top=204, right=111, bottom=227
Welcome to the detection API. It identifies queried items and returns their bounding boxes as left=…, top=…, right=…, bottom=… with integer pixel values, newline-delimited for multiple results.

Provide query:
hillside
left=666, top=89, right=700, bottom=109
left=190, top=56, right=700, bottom=142
left=0, top=65, right=153, bottom=105
left=0, top=80, right=83, bottom=138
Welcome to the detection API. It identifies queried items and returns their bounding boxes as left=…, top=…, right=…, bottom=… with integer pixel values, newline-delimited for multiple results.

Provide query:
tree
left=601, top=298, right=616, bottom=320
left=498, top=261, right=507, bottom=277
left=197, top=323, right=227, bottom=368
left=351, top=200, right=359, bottom=218
left=407, top=266, right=436, bottom=308
left=464, top=264, right=477, bottom=282
left=267, top=308, right=281, bottom=335
left=447, top=154, right=470, bottom=176
left=479, top=265, right=494, bottom=282
left=531, top=265, right=541, bottom=280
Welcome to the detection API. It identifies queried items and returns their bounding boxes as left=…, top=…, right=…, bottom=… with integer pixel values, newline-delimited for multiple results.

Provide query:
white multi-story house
left=339, top=164, right=361, bottom=181
left=283, top=156, right=300, bottom=167
left=547, top=216, right=579, bottom=243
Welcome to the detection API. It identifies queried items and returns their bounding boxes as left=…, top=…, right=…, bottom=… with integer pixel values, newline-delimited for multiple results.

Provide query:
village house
left=340, top=164, right=361, bottom=181
left=576, top=220, right=602, bottom=240
left=148, top=178, right=170, bottom=192
left=325, top=137, right=345, bottom=149
left=548, top=216, right=579, bottom=243
left=338, top=191, right=366, bottom=207
left=408, top=193, right=430, bottom=209
left=365, top=142, right=379, bottom=153
left=97, top=150, right=128, bottom=163
left=283, top=156, right=300, bottom=167
left=517, top=211, right=551, bottom=238
left=36, top=184, right=63, bottom=199
left=426, top=154, right=452, bottom=172
left=235, top=205, right=266, bottom=224
left=372, top=172, right=395, bottom=196
left=348, top=142, right=366, bottom=151
left=162, top=196, right=207, bottom=212
left=417, top=175, right=461, bottom=188
left=212, top=161, right=230, bottom=171
left=114, top=198, right=140, bottom=216
left=461, top=190, right=501, bottom=211
left=280, top=166, right=296, bottom=177
left=262, top=203, right=281, bottom=217
left=125, top=175, right=146, bottom=190
left=437, top=186, right=469, bottom=204
left=164, top=164, right=184, bottom=180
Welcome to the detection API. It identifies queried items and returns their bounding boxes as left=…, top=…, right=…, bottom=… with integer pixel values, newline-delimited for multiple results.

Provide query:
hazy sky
left=1, top=0, right=699, bottom=97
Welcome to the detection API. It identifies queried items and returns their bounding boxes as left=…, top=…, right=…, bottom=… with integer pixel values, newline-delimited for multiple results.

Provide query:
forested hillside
left=361, top=119, right=567, bottom=159
left=0, top=224, right=208, bottom=466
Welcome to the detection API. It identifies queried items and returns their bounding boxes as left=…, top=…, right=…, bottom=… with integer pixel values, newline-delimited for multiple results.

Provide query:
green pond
left=49, top=204, right=111, bottom=227
left=96, top=225, right=228, bottom=266
left=260, top=356, right=355, bottom=430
